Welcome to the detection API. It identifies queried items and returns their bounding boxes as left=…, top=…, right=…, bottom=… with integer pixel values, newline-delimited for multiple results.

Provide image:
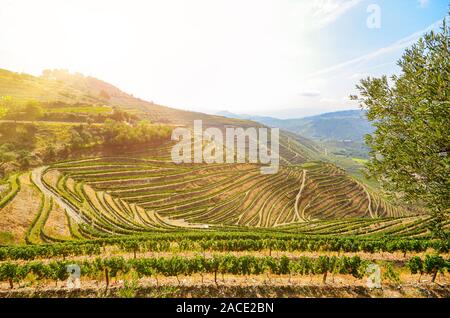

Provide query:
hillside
left=0, top=68, right=423, bottom=246
left=0, top=69, right=270, bottom=128
left=0, top=68, right=444, bottom=298
left=1, top=146, right=425, bottom=245
left=0, top=68, right=326, bottom=166
left=217, top=110, right=374, bottom=158
left=217, top=110, right=374, bottom=142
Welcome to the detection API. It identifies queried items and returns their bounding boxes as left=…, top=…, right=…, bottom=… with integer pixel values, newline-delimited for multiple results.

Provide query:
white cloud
left=286, top=0, right=361, bottom=31
left=307, top=19, right=444, bottom=78
left=418, top=0, right=430, bottom=8
left=309, top=0, right=362, bottom=28
left=319, top=96, right=352, bottom=104
left=284, top=19, right=447, bottom=118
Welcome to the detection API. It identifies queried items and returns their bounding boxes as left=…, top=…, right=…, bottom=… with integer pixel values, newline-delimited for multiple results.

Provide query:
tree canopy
left=351, top=19, right=449, bottom=238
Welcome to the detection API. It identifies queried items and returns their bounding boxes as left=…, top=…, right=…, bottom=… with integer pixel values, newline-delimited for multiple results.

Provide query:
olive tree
left=351, top=19, right=449, bottom=239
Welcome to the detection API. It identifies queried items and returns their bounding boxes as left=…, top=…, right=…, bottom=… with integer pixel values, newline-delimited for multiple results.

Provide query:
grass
left=352, top=158, right=369, bottom=165
left=0, top=173, right=20, bottom=209
left=0, top=231, right=14, bottom=245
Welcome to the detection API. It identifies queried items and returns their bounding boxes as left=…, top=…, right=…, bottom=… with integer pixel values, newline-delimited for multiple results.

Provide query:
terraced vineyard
left=28, top=161, right=408, bottom=240
left=1, top=140, right=442, bottom=249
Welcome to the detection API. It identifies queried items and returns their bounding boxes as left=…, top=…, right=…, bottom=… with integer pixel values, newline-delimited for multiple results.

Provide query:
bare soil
left=0, top=276, right=448, bottom=298
left=0, top=174, right=41, bottom=244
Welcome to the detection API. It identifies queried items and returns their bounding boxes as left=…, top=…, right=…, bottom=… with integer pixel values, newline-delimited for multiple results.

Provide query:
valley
left=0, top=68, right=448, bottom=298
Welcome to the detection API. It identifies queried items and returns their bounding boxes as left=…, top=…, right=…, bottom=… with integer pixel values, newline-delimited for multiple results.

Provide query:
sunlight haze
left=0, top=0, right=447, bottom=117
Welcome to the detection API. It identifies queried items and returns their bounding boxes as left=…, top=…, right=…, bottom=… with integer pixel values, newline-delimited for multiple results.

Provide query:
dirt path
left=31, top=166, right=84, bottom=224
left=0, top=278, right=448, bottom=298
left=357, top=180, right=374, bottom=218
left=0, top=184, right=7, bottom=194
left=294, top=170, right=307, bottom=222
left=364, top=187, right=374, bottom=218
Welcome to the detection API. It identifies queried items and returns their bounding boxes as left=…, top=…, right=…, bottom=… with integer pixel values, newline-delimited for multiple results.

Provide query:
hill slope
left=0, top=69, right=270, bottom=128
left=217, top=110, right=374, bottom=158
left=216, top=110, right=374, bottom=142
left=0, top=68, right=419, bottom=243
left=0, top=68, right=325, bottom=165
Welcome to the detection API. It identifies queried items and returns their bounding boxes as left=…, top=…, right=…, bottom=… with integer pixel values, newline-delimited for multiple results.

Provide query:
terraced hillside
left=0, top=148, right=425, bottom=245
left=0, top=68, right=437, bottom=246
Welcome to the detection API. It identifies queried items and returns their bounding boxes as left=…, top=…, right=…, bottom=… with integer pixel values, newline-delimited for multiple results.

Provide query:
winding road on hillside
left=31, top=166, right=84, bottom=224
left=294, top=170, right=307, bottom=222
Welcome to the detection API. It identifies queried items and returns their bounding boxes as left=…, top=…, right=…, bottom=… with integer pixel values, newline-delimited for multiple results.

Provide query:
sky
left=0, top=0, right=448, bottom=118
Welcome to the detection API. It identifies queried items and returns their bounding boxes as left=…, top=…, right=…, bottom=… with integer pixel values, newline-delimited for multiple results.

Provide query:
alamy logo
left=366, top=263, right=382, bottom=289
left=367, top=4, right=381, bottom=29
left=171, top=120, right=279, bottom=174
left=66, top=264, right=81, bottom=289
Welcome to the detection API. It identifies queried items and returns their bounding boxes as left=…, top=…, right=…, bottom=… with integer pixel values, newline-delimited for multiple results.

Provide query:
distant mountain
left=216, top=109, right=374, bottom=158
left=216, top=110, right=374, bottom=143
left=285, top=110, right=374, bottom=143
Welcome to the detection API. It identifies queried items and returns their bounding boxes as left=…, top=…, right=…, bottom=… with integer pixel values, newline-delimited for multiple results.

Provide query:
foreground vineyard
left=2, top=232, right=449, bottom=260
left=0, top=142, right=448, bottom=297
left=0, top=253, right=449, bottom=298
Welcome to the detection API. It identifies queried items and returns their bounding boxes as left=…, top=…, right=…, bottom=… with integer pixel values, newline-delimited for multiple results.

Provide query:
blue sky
left=316, top=0, right=448, bottom=65
left=0, top=0, right=448, bottom=118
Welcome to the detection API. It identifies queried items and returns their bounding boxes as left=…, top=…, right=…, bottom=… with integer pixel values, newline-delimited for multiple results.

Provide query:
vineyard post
left=214, top=269, right=218, bottom=286
left=105, top=268, right=110, bottom=290
left=431, top=268, right=438, bottom=283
